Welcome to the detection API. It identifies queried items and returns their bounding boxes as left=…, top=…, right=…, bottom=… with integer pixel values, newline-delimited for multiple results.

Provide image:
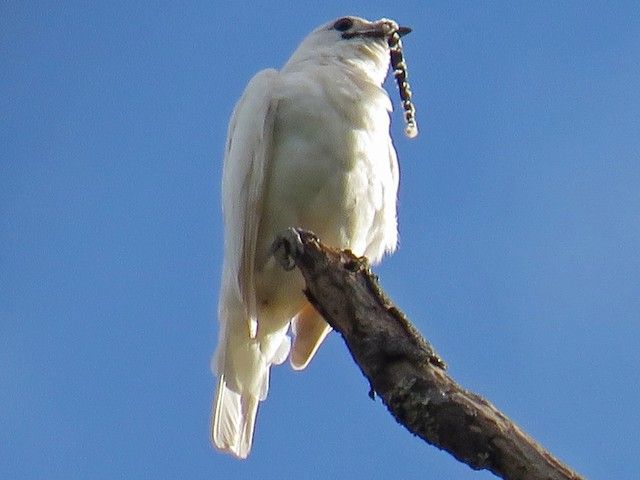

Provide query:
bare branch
left=273, top=228, right=584, bottom=480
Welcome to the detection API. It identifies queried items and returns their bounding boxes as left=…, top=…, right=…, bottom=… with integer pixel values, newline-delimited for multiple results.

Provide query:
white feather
left=220, top=69, right=279, bottom=338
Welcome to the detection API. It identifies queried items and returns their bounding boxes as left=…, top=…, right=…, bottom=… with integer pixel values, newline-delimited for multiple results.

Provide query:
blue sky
left=2, top=2, right=639, bottom=479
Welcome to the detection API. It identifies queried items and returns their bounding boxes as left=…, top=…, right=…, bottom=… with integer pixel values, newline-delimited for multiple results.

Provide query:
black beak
left=343, top=23, right=413, bottom=40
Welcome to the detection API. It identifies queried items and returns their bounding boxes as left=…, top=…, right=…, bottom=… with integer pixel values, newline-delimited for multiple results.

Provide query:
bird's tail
left=211, top=313, right=291, bottom=459
left=211, top=374, right=261, bottom=459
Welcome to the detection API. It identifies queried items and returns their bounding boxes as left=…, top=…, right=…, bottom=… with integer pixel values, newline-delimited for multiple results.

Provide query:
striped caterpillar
left=388, top=28, right=418, bottom=139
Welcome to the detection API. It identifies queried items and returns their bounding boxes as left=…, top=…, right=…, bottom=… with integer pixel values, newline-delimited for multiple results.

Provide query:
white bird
left=212, top=15, right=414, bottom=459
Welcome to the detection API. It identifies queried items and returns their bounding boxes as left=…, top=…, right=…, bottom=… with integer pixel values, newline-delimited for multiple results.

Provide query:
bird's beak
left=342, top=21, right=412, bottom=40
left=396, top=26, right=412, bottom=37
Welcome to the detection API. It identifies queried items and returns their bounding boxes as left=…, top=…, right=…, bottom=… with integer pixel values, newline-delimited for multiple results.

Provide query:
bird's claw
left=270, top=228, right=304, bottom=271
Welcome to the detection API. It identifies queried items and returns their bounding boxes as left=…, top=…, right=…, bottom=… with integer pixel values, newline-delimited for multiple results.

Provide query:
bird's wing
left=383, top=136, right=400, bottom=255
left=221, top=68, right=279, bottom=338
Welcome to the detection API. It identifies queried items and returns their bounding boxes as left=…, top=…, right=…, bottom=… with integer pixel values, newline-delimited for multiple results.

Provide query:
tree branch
left=272, top=228, right=584, bottom=480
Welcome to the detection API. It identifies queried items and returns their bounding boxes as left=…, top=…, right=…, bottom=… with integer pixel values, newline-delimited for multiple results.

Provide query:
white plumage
left=212, top=15, right=410, bottom=458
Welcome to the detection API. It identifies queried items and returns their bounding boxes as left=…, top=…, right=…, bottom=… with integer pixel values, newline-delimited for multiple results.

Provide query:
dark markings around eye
left=388, top=31, right=418, bottom=138
left=333, top=17, right=353, bottom=32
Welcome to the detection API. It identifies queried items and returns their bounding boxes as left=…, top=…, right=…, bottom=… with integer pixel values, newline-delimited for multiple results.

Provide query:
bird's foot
left=270, top=228, right=304, bottom=271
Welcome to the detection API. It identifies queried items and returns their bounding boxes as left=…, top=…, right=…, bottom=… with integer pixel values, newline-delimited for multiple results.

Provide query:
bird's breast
left=253, top=70, right=398, bottom=325
left=258, top=72, right=395, bottom=257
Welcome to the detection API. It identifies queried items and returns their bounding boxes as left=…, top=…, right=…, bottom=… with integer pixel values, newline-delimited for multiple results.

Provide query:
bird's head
left=284, top=16, right=411, bottom=84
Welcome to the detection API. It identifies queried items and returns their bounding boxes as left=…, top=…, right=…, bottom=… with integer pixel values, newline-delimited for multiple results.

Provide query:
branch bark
left=272, top=228, right=584, bottom=480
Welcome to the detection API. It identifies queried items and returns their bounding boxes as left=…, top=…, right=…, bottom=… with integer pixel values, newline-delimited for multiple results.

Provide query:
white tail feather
left=212, top=375, right=261, bottom=459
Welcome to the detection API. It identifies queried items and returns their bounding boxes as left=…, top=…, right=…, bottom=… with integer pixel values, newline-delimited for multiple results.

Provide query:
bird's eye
left=333, top=17, right=353, bottom=32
